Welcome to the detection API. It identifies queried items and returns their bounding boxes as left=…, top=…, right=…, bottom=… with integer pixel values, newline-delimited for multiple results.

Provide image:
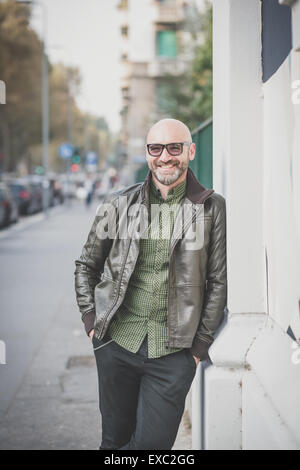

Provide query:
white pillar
left=211, top=0, right=300, bottom=450
left=207, top=0, right=265, bottom=449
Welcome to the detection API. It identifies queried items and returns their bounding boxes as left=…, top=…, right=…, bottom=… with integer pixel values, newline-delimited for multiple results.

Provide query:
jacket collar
left=141, top=167, right=214, bottom=205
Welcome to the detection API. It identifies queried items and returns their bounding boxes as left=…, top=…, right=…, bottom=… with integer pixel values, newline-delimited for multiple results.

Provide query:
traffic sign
left=58, top=143, right=74, bottom=159
left=85, top=151, right=98, bottom=165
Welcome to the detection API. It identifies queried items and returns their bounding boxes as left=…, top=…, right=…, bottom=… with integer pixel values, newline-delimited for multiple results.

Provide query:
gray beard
left=153, top=163, right=187, bottom=185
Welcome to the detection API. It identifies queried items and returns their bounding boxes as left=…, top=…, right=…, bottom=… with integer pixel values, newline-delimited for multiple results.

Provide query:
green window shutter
left=157, top=31, right=177, bottom=57
left=190, top=119, right=213, bottom=189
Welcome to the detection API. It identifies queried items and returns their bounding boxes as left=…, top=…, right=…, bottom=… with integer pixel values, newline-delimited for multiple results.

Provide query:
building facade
left=117, top=0, right=198, bottom=184
left=188, top=0, right=300, bottom=450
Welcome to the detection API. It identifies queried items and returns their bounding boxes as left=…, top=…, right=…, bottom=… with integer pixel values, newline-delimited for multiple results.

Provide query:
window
left=121, top=25, right=129, bottom=37
left=156, top=30, right=177, bottom=57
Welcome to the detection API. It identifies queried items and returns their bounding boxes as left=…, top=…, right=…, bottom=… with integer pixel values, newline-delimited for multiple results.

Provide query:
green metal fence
left=135, top=117, right=213, bottom=188
left=190, top=117, right=213, bottom=189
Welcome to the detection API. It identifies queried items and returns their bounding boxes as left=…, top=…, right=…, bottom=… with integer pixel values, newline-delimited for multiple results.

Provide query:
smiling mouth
left=157, top=164, right=177, bottom=169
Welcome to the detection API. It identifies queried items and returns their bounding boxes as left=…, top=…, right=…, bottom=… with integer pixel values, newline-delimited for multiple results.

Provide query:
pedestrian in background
left=74, top=118, right=227, bottom=450
left=84, top=175, right=94, bottom=208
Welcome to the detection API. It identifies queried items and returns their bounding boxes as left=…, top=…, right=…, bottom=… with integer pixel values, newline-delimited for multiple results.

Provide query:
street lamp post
left=41, top=1, right=49, bottom=218
left=18, top=0, right=49, bottom=217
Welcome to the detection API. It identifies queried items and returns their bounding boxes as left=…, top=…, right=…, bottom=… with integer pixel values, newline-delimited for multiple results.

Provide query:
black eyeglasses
left=146, top=142, right=191, bottom=157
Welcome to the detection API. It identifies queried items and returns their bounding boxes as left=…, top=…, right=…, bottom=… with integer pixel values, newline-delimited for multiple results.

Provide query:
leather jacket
left=74, top=167, right=227, bottom=360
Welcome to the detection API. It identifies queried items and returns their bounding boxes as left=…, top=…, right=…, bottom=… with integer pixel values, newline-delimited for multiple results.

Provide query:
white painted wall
left=127, top=0, right=154, bottom=62
left=263, top=54, right=300, bottom=335
left=244, top=318, right=300, bottom=449
left=213, top=0, right=265, bottom=315
left=203, top=0, right=300, bottom=450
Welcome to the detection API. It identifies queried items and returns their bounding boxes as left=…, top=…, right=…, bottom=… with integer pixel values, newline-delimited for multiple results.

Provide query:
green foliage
left=157, top=1, right=212, bottom=132
left=0, top=0, right=43, bottom=171
left=0, top=0, right=111, bottom=174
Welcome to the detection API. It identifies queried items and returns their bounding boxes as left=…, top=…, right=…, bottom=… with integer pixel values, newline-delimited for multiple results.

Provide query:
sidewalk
left=0, top=200, right=191, bottom=450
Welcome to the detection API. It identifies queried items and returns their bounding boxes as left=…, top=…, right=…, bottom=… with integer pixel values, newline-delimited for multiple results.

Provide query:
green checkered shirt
left=108, top=177, right=187, bottom=358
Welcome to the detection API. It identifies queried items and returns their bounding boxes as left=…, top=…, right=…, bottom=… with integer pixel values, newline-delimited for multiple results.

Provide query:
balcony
left=148, top=57, right=187, bottom=77
left=153, top=0, right=185, bottom=24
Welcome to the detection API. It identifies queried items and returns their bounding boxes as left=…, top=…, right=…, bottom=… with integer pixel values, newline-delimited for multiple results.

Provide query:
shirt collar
left=150, top=177, right=187, bottom=202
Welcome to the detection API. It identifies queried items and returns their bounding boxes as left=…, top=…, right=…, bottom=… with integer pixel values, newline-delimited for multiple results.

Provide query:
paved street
left=0, top=199, right=191, bottom=450
left=0, top=200, right=102, bottom=449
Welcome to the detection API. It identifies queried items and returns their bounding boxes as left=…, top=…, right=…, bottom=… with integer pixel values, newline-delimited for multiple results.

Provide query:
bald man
left=74, top=119, right=227, bottom=450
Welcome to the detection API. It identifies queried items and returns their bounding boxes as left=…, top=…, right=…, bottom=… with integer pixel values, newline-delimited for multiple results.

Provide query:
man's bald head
left=146, top=118, right=192, bottom=144
left=145, top=118, right=196, bottom=187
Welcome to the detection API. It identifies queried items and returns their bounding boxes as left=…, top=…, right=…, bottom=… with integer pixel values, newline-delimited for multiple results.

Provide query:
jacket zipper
left=166, top=204, right=197, bottom=349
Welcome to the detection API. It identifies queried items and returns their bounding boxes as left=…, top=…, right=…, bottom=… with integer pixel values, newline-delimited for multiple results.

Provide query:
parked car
left=0, top=182, right=19, bottom=227
left=0, top=187, right=7, bottom=228
left=9, top=179, right=42, bottom=215
left=9, top=180, right=31, bottom=215
left=28, top=181, right=43, bottom=213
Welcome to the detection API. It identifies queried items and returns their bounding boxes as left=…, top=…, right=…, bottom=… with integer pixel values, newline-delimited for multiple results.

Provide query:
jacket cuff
left=83, top=310, right=96, bottom=336
left=190, top=336, right=212, bottom=361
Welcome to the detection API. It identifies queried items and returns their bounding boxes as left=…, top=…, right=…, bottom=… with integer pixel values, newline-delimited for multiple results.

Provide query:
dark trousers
left=92, top=333, right=197, bottom=450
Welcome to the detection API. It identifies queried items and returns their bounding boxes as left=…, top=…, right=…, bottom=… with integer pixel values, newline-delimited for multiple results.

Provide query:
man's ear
left=189, top=143, right=196, bottom=161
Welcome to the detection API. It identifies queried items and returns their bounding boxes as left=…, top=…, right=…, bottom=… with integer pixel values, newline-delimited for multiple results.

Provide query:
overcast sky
left=30, top=0, right=122, bottom=133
